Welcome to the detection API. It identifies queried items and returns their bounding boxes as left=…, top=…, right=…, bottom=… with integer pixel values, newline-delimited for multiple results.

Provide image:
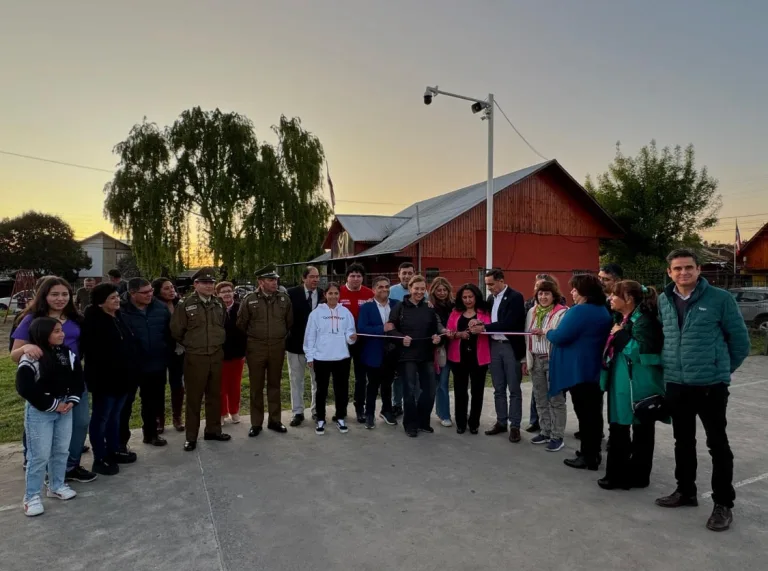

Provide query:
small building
left=739, top=221, right=768, bottom=285
left=308, top=160, right=623, bottom=294
left=78, top=232, right=132, bottom=280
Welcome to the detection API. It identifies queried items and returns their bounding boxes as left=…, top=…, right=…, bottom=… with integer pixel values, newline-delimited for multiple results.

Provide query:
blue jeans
left=89, top=393, right=128, bottom=462
left=529, top=395, right=539, bottom=424
left=67, top=388, right=90, bottom=471
left=434, top=364, right=452, bottom=420
left=24, top=403, right=73, bottom=502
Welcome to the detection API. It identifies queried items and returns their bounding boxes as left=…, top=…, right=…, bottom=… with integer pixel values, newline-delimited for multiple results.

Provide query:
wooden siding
left=417, top=171, right=610, bottom=258
left=743, top=229, right=768, bottom=270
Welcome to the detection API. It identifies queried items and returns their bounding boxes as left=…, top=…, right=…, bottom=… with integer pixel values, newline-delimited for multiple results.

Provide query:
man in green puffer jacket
left=655, top=248, right=750, bottom=533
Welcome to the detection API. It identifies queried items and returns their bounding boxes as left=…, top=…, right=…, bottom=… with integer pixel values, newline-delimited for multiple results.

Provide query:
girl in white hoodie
left=303, top=283, right=357, bottom=434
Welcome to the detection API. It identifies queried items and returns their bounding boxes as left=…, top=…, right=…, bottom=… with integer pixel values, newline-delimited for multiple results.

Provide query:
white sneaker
left=315, top=420, right=326, bottom=435
left=336, top=419, right=349, bottom=433
left=46, top=485, right=77, bottom=501
left=440, top=419, right=453, bottom=427
left=24, top=496, right=44, bottom=517
left=230, top=413, right=241, bottom=424
left=221, top=415, right=231, bottom=424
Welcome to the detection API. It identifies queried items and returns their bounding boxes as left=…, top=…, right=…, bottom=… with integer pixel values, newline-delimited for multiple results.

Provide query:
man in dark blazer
left=470, top=269, right=527, bottom=443
left=285, top=266, right=325, bottom=426
left=357, top=276, right=400, bottom=429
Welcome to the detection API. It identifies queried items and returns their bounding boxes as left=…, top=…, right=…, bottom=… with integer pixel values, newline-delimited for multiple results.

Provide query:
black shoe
left=365, top=414, right=375, bottom=429
left=184, top=441, right=196, bottom=451
left=143, top=436, right=168, bottom=447
left=81, top=445, right=90, bottom=454
left=597, top=477, right=630, bottom=491
left=406, top=429, right=418, bottom=437
left=706, top=504, right=733, bottom=532
left=485, top=423, right=507, bottom=436
left=110, top=450, right=137, bottom=464
left=203, top=432, right=231, bottom=441
left=379, top=411, right=398, bottom=426
left=289, top=414, right=304, bottom=427
left=65, top=466, right=98, bottom=483
left=525, top=422, right=540, bottom=433
left=564, top=456, right=600, bottom=471
left=92, top=459, right=119, bottom=476
left=655, top=491, right=699, bottom=508
left=469, top=427, right=479, bottom=435
left=418, top=426, right=434, bottom=433
left=356, top=413, right=366, bottom=424
left=267, top=422, right=288, bottom=433
left=393, top=405, right=404, bottom=418
left=248, top=426, right=263, bottom=437
left=457, top=427, right=466, bottom=434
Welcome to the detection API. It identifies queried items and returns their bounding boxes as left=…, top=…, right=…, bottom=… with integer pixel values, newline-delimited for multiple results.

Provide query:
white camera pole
left=423, top=86, right=495, bottom=275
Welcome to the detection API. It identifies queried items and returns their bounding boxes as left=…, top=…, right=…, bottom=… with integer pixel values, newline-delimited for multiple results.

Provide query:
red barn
left=739, top=221, right=768, bottom=285
left=308, top=160, right=623, bottom=294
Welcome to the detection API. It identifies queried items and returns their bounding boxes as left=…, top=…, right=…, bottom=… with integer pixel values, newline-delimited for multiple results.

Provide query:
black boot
left=706, top=504, right=733, bottom=532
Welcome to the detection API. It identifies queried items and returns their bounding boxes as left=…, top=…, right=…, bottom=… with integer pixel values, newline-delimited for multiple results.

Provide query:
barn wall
left=743, top=233, right=768, bottom=271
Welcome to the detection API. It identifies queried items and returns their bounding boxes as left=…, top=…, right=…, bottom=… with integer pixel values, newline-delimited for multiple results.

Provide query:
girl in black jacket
left=81, top=284, right=140, bottom=475
left=17, top=317, right=84, bottom=517
left=388, top=275, right=443, bottom=437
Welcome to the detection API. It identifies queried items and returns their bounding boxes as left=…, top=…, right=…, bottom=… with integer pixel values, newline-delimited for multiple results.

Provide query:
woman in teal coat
left=598, top=280, right=667, bottom=491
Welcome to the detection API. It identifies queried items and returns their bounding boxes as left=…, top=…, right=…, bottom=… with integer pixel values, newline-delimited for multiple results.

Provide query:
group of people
left=12, top=250, right=750, bottom=533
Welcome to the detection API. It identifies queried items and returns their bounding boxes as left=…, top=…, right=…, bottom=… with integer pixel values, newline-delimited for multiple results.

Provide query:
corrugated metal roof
left=357, top=161, right=552, bottom=257
left=307, top=251, right=332, bottom=263
left=335, top=214, right=409, bottom=242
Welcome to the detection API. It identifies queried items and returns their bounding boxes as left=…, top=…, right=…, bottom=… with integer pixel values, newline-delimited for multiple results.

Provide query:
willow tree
left=104, top=120, right=185, bottom=278
left=104, top=108, right=332, bottom=279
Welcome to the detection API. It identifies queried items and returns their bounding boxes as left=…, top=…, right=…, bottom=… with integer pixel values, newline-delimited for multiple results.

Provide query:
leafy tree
left=104, top=108, right=332, bottom=281
left=0, top=212, right=91, bottom=281
left=116, top=253, right=142, bottom=279
left=586, top=141, right=721, bottom=270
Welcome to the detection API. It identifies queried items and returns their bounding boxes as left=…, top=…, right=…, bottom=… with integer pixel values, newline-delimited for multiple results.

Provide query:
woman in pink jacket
left=445, top=284, right=491, bottom=434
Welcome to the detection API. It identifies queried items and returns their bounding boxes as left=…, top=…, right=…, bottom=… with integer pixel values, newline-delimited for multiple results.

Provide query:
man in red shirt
left=339, top=263, right=374, bottom=423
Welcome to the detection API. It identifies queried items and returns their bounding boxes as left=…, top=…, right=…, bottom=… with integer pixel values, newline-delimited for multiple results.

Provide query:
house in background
left=739, top=221, right=768, bottom=285
left=78, top=232, right=132, bottom=280
left=306, top=160, right=623, bottom=294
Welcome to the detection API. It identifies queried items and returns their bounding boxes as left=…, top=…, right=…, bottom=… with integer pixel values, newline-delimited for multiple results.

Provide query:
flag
left=735, top=219, right=742, bottom=254
left=326, top=162, right=336, bottom=212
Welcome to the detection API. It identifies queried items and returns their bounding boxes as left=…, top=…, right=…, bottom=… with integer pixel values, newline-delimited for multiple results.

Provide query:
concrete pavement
left=1, top=357, right=766, bottom=571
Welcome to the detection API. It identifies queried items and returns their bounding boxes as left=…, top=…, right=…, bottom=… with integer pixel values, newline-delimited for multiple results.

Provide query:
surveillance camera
left=424, top=93, right=433, bottom=105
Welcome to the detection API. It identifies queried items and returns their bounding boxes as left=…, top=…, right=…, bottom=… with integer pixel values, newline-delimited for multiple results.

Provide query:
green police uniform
left=170, top=269, right=226, bottom=443
left=237, top=269, right=293, bottom=429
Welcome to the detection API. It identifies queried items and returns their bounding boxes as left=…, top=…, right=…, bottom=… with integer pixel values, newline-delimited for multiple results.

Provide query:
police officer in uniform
left=170, top=267, right=231, bottom=451
left=237, top=265, right=294, bottom=437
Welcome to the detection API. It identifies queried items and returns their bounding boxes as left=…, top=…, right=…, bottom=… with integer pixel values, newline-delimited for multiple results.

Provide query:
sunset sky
left=1, top=0, right=767, bottom=245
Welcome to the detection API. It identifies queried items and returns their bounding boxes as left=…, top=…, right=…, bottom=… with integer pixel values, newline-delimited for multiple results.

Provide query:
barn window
left=426, top=267, right=440, bottom=281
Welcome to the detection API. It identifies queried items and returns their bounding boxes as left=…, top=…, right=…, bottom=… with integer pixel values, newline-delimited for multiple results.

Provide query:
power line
left=493, top=100, right=549, bottom=162
left=0, top=149, right=114, bottom=173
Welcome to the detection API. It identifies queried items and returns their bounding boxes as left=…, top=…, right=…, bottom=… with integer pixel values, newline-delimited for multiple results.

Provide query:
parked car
left=0, top=290, right=34, bottom=314
left=729, top=287, right=768, bottom=330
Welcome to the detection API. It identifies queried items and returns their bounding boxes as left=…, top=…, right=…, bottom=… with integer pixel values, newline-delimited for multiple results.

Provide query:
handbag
left=626, top=356, right=666, bottom=423
left=435, top=345, right=447, bottom=368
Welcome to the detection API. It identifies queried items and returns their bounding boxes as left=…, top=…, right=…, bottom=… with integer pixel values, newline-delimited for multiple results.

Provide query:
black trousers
left=120, top=371, right=166, bottom=445
left=348, top=343, right=368, bottom=414
left=399, top=360, right=437, bottom=432
left=667, top=382, right=735, bottom=507
left=570, top=382, right=604, bottom=463
left=605, top=422, right=656, bottom=486
left=314, top=359, right=351, bottom=421
left=365, top=363, right=395, bottom=416
left=451, top=360, right=487, bottom=431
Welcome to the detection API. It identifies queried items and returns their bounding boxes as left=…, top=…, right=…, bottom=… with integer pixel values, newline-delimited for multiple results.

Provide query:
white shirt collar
left=673, top=287, right=692, bottom=301
left=494, top=286, right=508, bottom=299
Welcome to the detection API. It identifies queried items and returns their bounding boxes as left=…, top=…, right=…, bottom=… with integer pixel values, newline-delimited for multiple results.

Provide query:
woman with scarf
left=598, top=280, right=666, bottom=490
left=524, top=280, right=568, bottom=451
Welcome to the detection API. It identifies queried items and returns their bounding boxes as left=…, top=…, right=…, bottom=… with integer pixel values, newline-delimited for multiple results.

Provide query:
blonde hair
left=429, top=276, right=454, bottom=303
left=408, top=274, right=426, bottom=288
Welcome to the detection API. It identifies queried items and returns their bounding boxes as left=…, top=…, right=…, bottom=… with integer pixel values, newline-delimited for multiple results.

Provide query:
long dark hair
left=17, top=276, right=81, bottom=324
left=569, top=274, right=606, bottom=306
left=613, top=280, right=658, bottom=316
left=28, top=317, right=67, bottom=379
left=454, top=283, right=489, bottom=312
